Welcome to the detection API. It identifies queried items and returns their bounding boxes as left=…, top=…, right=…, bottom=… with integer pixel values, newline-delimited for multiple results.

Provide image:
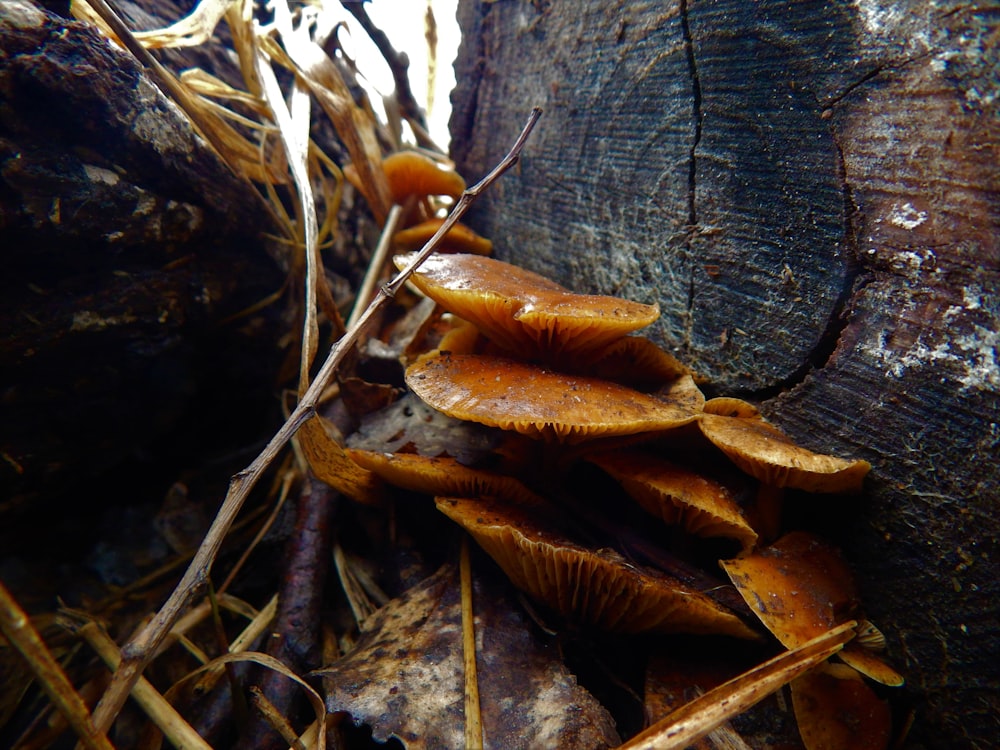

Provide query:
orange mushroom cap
left=436, top=495, right=758, bottom=638
left=394, top=252, right=660, bottom=363
left=791, top=663, right=892, bottom=750
left=393, top=218, right=493, bottom=255
left=343, top=151, right=466, bottom=207
left=698, top=410, right=871, bottom=493
left=720, top=531, right=903, bottom=686
left=346, top=449, right=544, bottom=506
left=588, top=448, right=758, bottom=550
left=382, top=151, right=466, bottom=203
left=405, top=353, right=699, bottom=443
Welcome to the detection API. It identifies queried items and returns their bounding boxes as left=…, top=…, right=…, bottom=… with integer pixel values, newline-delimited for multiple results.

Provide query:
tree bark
left=451, top=2, right=998, bottom=748
left=0, top=1, right=284, bottom=511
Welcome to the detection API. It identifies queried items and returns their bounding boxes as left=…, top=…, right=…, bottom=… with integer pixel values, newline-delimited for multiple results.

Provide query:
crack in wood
left=679, top=0, right=701, bottom=347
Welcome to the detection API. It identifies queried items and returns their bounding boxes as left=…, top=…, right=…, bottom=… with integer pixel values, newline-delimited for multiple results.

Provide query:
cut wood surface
left=451, top=2, right=998, bottom=748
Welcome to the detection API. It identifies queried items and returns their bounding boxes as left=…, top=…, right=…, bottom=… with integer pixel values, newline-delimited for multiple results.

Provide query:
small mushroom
left=790, top=663, right=892, bottom=750
left=698, top=408, right=871, bottom=493
left=393, top=218, right=493, bottom=255
left=588, top=448, right=758, bottom=550
left=345, top=151, right=466, bottom=206
left=435, top=495, right=758, bottom=638
left=720, top=532, right=903, bottom=686
left=585, top=335, right=697, bottom=387
left=394, top=252, right=660, bottom=363
left=405, top=353, right=699, bottom=443
left=346, top=449, right=544, bottom=506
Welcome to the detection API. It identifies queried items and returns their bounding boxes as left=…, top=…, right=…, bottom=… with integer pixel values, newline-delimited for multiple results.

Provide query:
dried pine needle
left=621, top=622, right=857, bottom=750
left=0, top=584, right=114, bottom=750
left=460, top=536, right=484, bottom=750
left=66, top=618, right=212, bottom=750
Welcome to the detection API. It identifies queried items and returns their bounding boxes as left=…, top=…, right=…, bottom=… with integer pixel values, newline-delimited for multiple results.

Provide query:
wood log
left=451, top=2, right=998, bottom=748
left=0, top=1, right=285, bottom=511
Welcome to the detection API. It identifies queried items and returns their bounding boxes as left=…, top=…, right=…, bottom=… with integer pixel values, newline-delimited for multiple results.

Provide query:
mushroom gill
left=435, top=495, right=758, bottom=638
left=588, top=448, right=758, bottom=551
left=394, top=252, right=660, bottom=363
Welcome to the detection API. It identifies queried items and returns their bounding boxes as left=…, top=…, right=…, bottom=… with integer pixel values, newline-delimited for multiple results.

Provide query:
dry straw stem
left=0, top=583, right=114, bottom=750
left=69, top=618, right=213, bottom=750
left=620, top=621, right=858, bottom=750
left=90, top=107, right=543, bottom=732
left=460, top=537, right=484, bottom=750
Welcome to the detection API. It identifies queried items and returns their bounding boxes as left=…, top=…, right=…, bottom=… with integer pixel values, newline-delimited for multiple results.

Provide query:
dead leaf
left=316, top=565, right=620, bottom=749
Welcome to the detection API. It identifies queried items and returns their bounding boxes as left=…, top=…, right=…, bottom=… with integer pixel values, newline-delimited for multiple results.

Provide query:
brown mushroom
left=588, top=448, right=758, bottom=550
left=720, top=532, right=903, bottom=686
left=346, top=449, right=544, bottom=505
left=393, top=218, right=493, bottom=255
left=343, top=151, right=466, bottom=207
left=405, top=353, right=699, bottom=443
left=585, top=335, right=698, bottom=387
left=435, top=495, right=758, bottom=638
left=393, top=252, right=660, bottom=363
left=698, top=408, right=871, bottom=493
left=297, top=415, right=384, bottom=506
left=790, top=663, right=892, bottom=750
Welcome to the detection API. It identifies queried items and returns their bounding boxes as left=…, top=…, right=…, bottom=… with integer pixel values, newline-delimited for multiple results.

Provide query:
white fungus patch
left=864, top=287, right=999, bottom=391
left=888, top=201, right=928, bottom=230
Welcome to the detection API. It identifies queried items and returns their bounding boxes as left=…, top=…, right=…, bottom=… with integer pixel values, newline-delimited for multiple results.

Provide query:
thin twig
left=90, top=107, right=542, bottom=732
left=347, top=199, right=413, bottom=329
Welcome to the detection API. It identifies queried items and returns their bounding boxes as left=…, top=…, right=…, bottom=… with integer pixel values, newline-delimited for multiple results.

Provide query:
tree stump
left=451, top=2, right=998, bottom=748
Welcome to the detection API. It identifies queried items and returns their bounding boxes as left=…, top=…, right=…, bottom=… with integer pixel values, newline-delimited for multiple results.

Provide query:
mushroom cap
left=382, top=151, right=466, bottom=203
left=435, top=495, right=758, bottom=638
left=585, top=336, right=697, bottom=387
left=394, top=252, right=660, bottom=362
left=588, top=449, right=758, bottom=550
left=344, top=151, right=466, bottom=205
left=790, top=663, right=892, bottom=750
left=720, top=531, right=903, bottom=684
left=393, top=218, right=493, bottom=255
left=721, top=532, right=855, bottom=648
left=405, top=353, right=699, bottom=443
left=698, top=412, right=871, bottom=493
left=298, top=416, right=384, bottom=506
left=346, top=449, right=544, bottom=505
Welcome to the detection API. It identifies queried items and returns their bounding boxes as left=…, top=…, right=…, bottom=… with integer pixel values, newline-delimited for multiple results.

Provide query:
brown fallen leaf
left=315, top=564, right=620, bottom=749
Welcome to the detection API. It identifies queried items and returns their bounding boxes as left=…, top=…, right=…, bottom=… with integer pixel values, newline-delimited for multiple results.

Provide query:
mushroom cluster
left=320, top=155, right=901, bottom=748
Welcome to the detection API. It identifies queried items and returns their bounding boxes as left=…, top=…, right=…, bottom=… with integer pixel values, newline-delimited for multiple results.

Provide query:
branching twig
left=340, top=0, right=432, bottom=146
left=90, top=107, right=542, bottom=732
